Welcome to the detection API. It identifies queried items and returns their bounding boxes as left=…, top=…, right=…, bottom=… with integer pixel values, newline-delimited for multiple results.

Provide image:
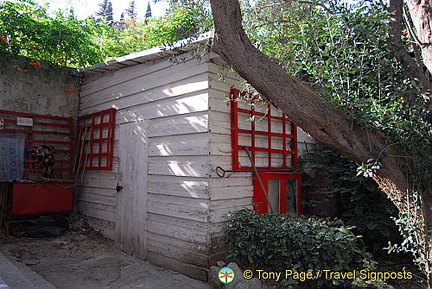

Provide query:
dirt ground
left=0, top=215, right=210, bottom=289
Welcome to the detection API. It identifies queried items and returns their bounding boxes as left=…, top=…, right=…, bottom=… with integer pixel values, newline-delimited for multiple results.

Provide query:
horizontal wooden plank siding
left=76, top=150, right=119, bottom=238
left=148, top=133, right=208, bottom=156
left=147, top=200, right=208, bottom=222
left=80, top=57, right=209, bottom=111
left=297, top=127, right=317, bottom=155
left=148, top=113, right=208, bottom=137
left=147, top=175, right=208, bottom=198
left=148, top=155, right=209, bottom=177
left=146, top=252, right=208, bottom=281
left=207, top=61, right=253, bottom=265
left=146, top=125, right=210, bottom=279
left=79, top=53, right=212, bottom=280
left=78, top=200, right=116, bottom=223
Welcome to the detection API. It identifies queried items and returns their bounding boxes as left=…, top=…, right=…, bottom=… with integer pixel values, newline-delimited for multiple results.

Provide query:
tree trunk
left=209, top=0, right=431, bottom=285
left=403, top=0, right=432, bottom=275
left=389, top=0, right=432, bottom=97
left=405, top=0, right=432, bottom=78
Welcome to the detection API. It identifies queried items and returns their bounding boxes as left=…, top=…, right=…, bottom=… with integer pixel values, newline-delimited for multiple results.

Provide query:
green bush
left=223, top=209, right=370, bottom=286
left=299, top=148, right=401, bottom=259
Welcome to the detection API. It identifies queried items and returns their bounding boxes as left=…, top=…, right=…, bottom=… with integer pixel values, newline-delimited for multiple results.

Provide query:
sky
left=34, top=0, right=170, bottom=20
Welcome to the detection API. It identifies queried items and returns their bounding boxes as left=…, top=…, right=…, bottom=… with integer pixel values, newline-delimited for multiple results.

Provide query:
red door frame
left=253, top=172, right=302, bottom=215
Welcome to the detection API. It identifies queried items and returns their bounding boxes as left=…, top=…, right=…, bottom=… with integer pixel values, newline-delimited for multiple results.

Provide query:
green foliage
left=168, top=0, right=212, bottom=34
left=224, top=209, right=370, bottom=287
left=0, top=0, right=102, bottom=67
left=97, top=7, right=200, bottom=61
left=0, top=0, right=203, bottom=67
left=387, top=210, right=429, bottom=274
left=300, top=148, right=401, bottom=259
left=243, top=0, right=414, bottom=124
left=243, top=0, right=431, bottom=159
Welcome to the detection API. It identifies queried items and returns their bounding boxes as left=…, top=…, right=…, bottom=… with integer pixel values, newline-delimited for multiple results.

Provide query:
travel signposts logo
left=218, top=266, right=235, bottom=284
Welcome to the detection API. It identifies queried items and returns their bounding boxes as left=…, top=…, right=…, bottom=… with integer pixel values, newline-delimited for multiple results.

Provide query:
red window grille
left=230, top=89, right=298, bottom=171
left=0, top=109, right=73, bottom=179
left=77, top=108, right=116, bottom=170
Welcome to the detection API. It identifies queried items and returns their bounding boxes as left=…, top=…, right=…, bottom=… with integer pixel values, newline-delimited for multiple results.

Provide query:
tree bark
left=389, top=0, right=432, bottom=98
left=405, top=0, right=432, bottom=77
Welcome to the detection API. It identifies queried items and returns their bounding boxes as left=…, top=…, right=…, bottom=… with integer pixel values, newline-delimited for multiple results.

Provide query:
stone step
left=0, top=251, right=55, bottom=289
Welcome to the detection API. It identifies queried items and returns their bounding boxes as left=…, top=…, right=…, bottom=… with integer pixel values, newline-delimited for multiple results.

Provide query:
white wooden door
left=116, top=120, right=148, bottom=259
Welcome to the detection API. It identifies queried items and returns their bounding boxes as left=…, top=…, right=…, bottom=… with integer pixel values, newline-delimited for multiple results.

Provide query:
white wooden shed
left=77, top=37, right=314, bottom=280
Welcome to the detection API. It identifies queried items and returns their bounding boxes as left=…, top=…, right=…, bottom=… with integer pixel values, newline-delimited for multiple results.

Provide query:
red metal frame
left=253, top=172, right=302, bottom=215
left=77, top=108, right=116, bottom=170
left=0, top=109, right=74, bottom=179
left=230, top=89, right=298, bottom=171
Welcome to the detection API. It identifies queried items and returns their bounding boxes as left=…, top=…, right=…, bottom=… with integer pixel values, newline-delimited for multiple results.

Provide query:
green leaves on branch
left=242, top=0, right=430, bottom=141
left=299, top=148, right=400, bottom=259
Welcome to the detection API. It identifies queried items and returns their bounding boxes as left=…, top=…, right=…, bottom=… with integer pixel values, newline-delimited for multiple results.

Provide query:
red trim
left=230, top=89, right=298, bottom=171
left=0, top=109, right=72, bottom=121
left=4, top=128, right=70, bottom=135
left=231, top=89, right=240, bottom=170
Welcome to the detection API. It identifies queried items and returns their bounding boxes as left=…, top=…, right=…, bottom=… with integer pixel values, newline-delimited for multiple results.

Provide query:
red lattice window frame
left=77, top=108, right=116, bottom=170
left=0, top=109, right=73, bottom=179
left=230, top=89, right=298, bottom=171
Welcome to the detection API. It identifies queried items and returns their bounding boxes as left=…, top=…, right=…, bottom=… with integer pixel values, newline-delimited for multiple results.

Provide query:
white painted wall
left=79, top=52, right=212, bottom=280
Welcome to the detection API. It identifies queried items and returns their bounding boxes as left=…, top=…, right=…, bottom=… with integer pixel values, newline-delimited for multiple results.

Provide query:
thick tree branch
left=403, top=7, right=426, bottom=71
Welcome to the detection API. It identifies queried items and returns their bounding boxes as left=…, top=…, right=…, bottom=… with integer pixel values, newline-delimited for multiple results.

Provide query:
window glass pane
left=286, top=179, right=297, bottom=214
left=268, top=179, right=280, bottom=213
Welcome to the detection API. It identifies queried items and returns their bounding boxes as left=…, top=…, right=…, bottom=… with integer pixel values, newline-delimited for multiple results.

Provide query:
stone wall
left=0, top=53, right=81, bottom=118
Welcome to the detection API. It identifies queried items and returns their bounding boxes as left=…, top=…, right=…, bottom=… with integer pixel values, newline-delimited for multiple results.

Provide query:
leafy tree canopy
left=0, top=0, right=201, bottom=67
left=0, top=0, right=102, bottom=67
left=98, top=7, right=200, bottom=61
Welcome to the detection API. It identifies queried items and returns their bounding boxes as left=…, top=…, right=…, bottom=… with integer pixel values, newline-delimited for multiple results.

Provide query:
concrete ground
left=0, top=229, right=211, bottom=289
